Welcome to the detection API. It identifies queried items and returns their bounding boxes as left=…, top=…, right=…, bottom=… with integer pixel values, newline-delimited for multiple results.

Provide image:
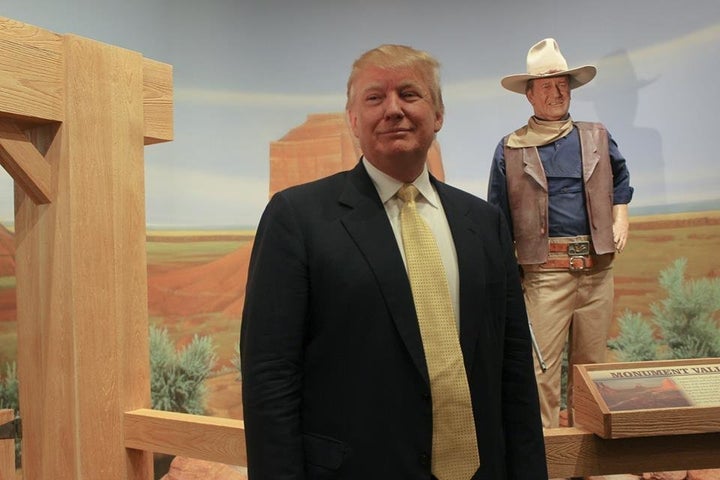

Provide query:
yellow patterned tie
left=397, top=184, right=480, bottom=480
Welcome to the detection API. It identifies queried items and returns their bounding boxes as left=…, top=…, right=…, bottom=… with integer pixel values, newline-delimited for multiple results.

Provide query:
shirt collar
left=362, top=157, right=440, bottom=208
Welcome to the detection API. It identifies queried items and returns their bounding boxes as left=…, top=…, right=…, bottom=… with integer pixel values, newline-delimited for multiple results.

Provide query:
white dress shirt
left=362, top=158, right=461, bottom=330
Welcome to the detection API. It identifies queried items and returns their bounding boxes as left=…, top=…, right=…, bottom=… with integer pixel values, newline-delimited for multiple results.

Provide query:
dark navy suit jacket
left=241, top=161, right=547, bottom=480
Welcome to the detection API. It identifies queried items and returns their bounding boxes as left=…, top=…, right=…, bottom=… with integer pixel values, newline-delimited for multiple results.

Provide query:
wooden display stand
left=573, top=358, right=720, bottom=439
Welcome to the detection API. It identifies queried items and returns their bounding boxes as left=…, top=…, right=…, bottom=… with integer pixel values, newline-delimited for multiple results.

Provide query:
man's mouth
left=380, top=128, right=412, bottom=134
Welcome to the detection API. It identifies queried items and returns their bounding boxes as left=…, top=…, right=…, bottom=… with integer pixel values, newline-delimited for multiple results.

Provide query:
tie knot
left=397, top=184, right=419, bottom=204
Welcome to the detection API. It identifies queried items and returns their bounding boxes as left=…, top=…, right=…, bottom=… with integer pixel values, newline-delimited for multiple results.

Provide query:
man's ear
left=434, top=110, right=444, bottom=133
left=347, top=109, right=360, bottom=137
left=525, top=89, right=534, bottom=106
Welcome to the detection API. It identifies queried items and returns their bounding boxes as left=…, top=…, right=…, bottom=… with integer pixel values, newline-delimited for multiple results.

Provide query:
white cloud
left=444, top=77, right=508, bottom=101
left=176, top=87, right=345, bottom=109
left=145, top=163, right=269, bottom=228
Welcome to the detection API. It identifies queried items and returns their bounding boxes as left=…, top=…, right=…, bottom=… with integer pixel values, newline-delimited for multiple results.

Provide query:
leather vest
left=504, top=122, right=615, bottom=264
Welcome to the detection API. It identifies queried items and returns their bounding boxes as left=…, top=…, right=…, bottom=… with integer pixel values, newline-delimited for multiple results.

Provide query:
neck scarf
left=506, top=116, right=574, bottom=148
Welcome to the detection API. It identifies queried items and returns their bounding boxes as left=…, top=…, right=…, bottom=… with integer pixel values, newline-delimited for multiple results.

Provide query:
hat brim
left=501, top=65, right=597, bottom=94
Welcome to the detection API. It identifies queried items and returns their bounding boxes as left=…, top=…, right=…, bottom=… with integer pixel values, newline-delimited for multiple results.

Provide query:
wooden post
left=0, top=409, right=14, bottom=479
left=0, top=16, right=172, bottom=479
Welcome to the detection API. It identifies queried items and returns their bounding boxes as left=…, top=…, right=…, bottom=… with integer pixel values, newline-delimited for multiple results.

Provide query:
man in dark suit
left=240, top=44, right=547, bottom=480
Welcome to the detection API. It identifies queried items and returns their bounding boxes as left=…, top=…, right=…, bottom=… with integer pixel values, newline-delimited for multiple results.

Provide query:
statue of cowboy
left=487, top=38, right=634, bottom=428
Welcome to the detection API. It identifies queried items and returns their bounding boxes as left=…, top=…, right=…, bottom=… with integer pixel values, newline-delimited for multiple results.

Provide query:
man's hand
left=612, top=204, right=629, bottom=253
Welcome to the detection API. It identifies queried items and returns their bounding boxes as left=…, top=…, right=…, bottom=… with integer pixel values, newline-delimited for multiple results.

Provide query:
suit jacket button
left=419, top=452, right=430, bottom=467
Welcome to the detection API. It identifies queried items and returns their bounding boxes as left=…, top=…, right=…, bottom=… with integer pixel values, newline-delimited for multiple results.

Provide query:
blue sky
left=2, top=1, right=719, bottom=227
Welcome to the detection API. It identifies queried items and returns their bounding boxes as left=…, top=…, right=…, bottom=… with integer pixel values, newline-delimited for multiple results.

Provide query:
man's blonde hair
left=346, top=44, right=444, bottom=114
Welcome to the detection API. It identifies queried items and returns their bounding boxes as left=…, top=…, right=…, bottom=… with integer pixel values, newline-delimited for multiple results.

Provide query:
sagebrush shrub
left=150, top=325, right=217, bottom=414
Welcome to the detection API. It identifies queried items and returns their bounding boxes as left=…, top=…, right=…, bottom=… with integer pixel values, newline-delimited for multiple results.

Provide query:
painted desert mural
left=1, top=209, right=719, bottom=421
left=1, top=113, right=719, bottom=422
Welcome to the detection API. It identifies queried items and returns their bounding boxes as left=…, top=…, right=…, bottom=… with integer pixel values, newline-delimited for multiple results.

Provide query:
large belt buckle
left=569, top=256, right=587, bottom=271
left=567, top=241, right=590, bottom=256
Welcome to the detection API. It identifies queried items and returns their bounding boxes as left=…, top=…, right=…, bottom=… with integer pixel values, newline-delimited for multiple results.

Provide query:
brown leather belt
left=547, top=240, right=591, bottom=256
left=537, top=255, right=595, bottom=270
left=523, top=236, right=603, bottom=272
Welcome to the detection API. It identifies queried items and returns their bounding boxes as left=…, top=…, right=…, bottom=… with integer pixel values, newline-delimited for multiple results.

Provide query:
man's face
left=347, top=65, right=443, bottom=181
left=526, top=75, right=571, bottom=121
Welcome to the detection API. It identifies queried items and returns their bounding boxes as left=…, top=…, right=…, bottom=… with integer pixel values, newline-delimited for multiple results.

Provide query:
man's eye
left=402, top=91, right=419, bottom=99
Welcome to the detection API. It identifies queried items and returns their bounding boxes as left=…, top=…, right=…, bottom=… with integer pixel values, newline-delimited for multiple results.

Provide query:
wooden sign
left=573, top=358, right=720, bottom=439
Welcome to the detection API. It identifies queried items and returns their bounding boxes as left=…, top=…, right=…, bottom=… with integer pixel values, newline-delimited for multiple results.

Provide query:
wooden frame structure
left=0, top=16, right=171, bottom=479
left=123, top=409, right=720, bottom=478
left=1, top=14, right=719, bottom=480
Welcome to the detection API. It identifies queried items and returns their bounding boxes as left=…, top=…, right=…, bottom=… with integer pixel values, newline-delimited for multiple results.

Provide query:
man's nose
left=385, top=93, right=404, bottom=118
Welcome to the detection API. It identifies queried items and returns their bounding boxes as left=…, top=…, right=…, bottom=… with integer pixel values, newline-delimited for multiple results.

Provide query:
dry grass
left=612, top=210, right=720, bottom=338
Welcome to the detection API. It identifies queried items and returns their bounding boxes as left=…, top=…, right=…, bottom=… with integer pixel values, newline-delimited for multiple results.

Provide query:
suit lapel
left=339, top=162, right=430, bottom=385
left=433, top=179, right=484, bottom=374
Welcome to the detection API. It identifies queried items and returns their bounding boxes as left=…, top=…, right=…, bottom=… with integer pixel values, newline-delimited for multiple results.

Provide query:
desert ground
left=0, top=211, right=718, bottom=420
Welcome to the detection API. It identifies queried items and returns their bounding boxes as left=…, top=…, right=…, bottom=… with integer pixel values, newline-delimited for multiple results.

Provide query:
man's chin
left=383, top=144, right=422, bottom=157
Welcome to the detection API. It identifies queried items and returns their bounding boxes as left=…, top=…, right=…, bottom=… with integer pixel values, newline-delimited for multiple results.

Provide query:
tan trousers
left=522, top=259, right=614, bottom=428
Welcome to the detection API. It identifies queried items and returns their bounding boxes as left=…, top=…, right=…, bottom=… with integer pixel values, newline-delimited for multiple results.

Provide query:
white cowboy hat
left=501, top=38, right=597, bottom=94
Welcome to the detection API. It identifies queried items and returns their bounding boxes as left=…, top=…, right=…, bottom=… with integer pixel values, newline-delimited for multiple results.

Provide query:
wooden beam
left=143, top=58, right=174, bottom=145
left=0, top=16, right=63, bottom=123
left=124, top=409, right=247, bottom=467
left=15, top=33, right=153, bottom=480
left=0, top=118, right=52, bottom=204
left=0, top=409, right=14, bottom=479
left=124, top=410, right=720, bottom=478
left=545, top=427, right=720, bottom=478
left=0, top=16, right=173, bottom=144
